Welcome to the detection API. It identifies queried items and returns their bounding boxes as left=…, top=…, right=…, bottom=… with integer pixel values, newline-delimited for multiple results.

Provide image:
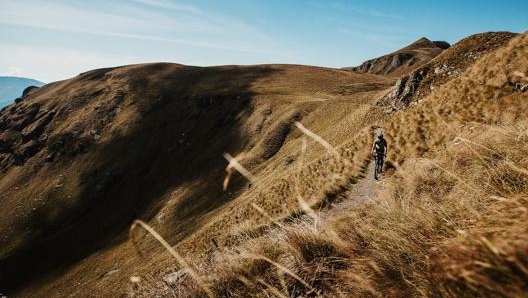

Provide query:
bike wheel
left=374, top=158, right=379, bottom=179
left=374, top=158, right=382, bottom=180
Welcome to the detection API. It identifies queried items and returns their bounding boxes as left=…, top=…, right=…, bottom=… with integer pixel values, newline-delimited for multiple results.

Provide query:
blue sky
left=1, top=0, right=526, bottom=82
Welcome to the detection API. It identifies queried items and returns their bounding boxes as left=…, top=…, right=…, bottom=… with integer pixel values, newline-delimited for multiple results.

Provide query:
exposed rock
left=22, top=86, right=40, bottom=98
left=378, top=32, right=518, bottom=110
left=0, top=103, right=54, bottom=167
left=433, top=40, right=451, bottom=49
left=14, top=140, right=42, bottom=165
left=0, top=139, right=12, bottom=154
left=21, top=111, right=55, bottom=142
left=381, top=69, right=427, bottom=109
left=257, top=111, right=301, bottom=160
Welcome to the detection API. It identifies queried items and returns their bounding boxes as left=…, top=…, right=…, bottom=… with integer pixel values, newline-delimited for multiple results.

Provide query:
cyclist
left=371, top=132, right=388, bottom=180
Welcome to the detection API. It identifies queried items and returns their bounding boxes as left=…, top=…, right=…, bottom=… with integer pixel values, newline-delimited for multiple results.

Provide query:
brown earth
left=1, top=30, right=527, bottom=297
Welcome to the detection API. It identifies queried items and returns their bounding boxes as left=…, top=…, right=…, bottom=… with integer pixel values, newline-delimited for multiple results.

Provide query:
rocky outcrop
left=381, top=69, right=427, bottom=110
left=0, top=82, right=128, bottom=172
left=11, top=85, right=41, bottom=105
left=378, top=32, right=518, bottom=111
left=432, top=41, right=451, bottom=49
left=0, top=102, right=54, bottom=170
left=22, top=85, right=41, bottom=97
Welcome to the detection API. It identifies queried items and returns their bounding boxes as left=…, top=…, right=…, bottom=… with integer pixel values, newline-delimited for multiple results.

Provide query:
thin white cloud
left=329, top=2, right=404, bottom=20
left=0, top=44, right=142, bottom=82
left=332, top=15, right=413, bottom=35
left=86, top=30, right=281, bottom=56
left=127, top=0, right=267, bottom=38
left=0, top=0, right=270, bottom=50
left=1, top=0, right=206, bottom=35
left=4, top=66, right=24, bottom=76
left=130, top=0, right=202, bottom=14
left=0, top=42, right=302, bottom=83
left=0, top=0, right=298, bottom=80
left=338, top=28, right=404, bottom=48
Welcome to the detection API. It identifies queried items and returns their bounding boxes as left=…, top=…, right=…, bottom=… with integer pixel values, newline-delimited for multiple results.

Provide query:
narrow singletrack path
left=318, top=161, right=385, bottom=221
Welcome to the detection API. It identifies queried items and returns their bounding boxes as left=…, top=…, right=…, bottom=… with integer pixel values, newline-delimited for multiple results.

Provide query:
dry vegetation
left=0, top=63, right=390, bottom=297
left=1, top=32, right=526, bottom=297
left=125, top=33, right=528, bottom=297
left=128, top=128, right=528, bottom=297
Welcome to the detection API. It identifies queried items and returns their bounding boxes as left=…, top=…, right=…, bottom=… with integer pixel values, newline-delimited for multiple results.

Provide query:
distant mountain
left=347, top=37, right=450, bottom=76
left=0, top=76, right=45, bottom=108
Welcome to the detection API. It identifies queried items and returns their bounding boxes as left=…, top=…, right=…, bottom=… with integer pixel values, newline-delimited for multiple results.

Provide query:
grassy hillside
left=131, top=32, right=527, bottom=297
left=0, top=63, right=391, bottom=297
left=147, top=33, right=528, bottom=297
left=1, top=31, right=526, bottom=297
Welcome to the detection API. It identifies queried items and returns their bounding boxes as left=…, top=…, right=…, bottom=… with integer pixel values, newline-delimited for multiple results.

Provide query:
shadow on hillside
left=0, top=63, right=281, bottom=294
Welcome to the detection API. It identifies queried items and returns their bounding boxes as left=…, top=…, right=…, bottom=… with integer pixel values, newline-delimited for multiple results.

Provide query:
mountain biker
left=371, top=132, right=388, bottom=180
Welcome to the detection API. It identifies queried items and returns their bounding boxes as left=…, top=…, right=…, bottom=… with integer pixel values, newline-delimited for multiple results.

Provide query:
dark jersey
left=374, top=138, right=387, bottom=155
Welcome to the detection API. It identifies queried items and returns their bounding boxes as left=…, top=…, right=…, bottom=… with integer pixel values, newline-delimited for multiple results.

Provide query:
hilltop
left=347, top=37, right=450, bottom=76
left=1, top=31, right=527, bottom=297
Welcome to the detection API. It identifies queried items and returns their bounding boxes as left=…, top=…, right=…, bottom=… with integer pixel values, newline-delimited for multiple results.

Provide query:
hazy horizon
left=1, top=0, right=526, bottom=83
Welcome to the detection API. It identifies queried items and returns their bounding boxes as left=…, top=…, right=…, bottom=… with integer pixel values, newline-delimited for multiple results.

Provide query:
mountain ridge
left=347, top=37, right=450, bottom=76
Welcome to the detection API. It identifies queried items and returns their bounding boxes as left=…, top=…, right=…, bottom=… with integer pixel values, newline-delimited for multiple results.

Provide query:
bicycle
left=374, top=153, right=385, bottom=180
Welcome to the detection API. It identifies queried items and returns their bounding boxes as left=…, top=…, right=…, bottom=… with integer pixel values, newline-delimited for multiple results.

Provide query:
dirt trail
left=319, top=161, right=385, bottom=221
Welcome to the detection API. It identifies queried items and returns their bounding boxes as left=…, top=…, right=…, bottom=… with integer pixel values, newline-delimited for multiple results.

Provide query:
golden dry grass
left=2, top=32, right=526, bottom=297
left=1, top=62, right=391, bottom=297
left=124, top=33, right=528, bottom=297
left=131, top=125, right=527, bottom=297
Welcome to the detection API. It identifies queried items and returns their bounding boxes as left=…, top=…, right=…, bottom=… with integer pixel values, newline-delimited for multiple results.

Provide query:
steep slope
left=0, top=63, right=391, bottom=296
left=347, top=37, right=449, bottom=76
left=140, top=32, right=528, bottom=298
left=379, top=31, right=518, bottom=110
left=0, top=76, right=44, bottom=108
